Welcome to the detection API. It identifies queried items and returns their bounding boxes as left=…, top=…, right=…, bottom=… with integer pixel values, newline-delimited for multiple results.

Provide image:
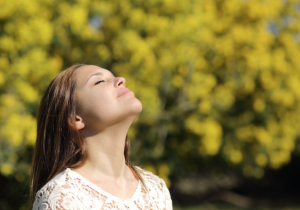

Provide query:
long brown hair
left=30, top=64, right=146, bottom=206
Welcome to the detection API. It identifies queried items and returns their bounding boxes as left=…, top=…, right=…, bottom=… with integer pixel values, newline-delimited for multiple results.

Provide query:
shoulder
left=136, top=166, right=167, bottom=189
left=135, top=166, right=173, bottom=209
left=32, top=169, right=85, bottom=210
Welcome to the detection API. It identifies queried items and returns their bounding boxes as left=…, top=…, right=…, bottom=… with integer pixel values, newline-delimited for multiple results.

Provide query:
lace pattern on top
left=33, top=167, right=172, bottom=210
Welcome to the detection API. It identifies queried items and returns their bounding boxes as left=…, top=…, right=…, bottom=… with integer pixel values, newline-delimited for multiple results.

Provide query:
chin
left=131, top=98, right=143, bottom=114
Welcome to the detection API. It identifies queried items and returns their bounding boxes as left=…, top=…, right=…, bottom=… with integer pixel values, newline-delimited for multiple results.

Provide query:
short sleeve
left=140, top=167, right=173, bottom=210
left=161, top=180, right=173, bottom=210
left=33, top=188, right=86, bottom=210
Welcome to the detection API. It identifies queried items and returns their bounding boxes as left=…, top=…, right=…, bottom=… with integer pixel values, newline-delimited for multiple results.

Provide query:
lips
left=118, top=88, right=132, bottom=97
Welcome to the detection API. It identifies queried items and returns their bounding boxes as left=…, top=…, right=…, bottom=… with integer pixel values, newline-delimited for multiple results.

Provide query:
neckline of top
left=65, top=168, right=142, bottom=202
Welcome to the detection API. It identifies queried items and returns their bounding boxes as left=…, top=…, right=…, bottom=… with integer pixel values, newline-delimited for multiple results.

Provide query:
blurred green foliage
left=1, top=0, right=300, bottom=200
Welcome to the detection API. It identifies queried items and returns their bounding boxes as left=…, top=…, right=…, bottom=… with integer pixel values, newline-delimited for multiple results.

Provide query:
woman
left=30, top=64, right=172, bottom=209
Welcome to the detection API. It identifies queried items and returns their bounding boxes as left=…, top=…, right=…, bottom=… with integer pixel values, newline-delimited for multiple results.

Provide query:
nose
left=115, top=77, right=126, bottom=87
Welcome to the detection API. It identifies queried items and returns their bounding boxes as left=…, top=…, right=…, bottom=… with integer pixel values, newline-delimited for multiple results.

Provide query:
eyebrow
left=85, top=72, right=104, bottom=84
left=85, top=71, right=115, bottom=84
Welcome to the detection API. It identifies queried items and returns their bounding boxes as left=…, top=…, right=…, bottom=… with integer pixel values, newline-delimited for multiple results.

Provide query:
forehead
left=75, top=65, right=110, bottom=76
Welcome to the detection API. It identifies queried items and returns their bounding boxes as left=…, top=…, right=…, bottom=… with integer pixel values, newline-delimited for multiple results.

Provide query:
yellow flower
left=255, top=153, right=268, bottom=167
left=230, top=150, right=243, bottom=164
left=1, top=163, right=13, bottom=176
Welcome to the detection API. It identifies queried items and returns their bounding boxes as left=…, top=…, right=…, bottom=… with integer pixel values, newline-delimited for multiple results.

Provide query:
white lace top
left=33, top=167, right=172, bottom=210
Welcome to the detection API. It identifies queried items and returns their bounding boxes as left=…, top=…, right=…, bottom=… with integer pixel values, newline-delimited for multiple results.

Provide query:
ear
left=75, top=115, right=85, bottom=130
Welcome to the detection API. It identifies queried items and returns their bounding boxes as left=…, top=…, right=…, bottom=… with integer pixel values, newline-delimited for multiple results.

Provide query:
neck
left=79, top=120, right=133, bottom=180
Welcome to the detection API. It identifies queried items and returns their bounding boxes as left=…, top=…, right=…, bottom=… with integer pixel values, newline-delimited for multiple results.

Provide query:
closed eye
left=95, top=80, right=105, bottom=85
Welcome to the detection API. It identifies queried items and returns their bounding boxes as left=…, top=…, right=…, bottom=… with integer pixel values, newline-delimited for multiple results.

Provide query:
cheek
left=80, top=94, right=118, bottom=123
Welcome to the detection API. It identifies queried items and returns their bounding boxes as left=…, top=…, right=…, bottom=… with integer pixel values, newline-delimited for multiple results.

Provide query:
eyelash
left=95, top=80, right=105, bottom=85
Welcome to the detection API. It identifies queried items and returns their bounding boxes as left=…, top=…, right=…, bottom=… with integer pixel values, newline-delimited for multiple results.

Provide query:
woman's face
left=74, top=65, right=142, bottom=131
